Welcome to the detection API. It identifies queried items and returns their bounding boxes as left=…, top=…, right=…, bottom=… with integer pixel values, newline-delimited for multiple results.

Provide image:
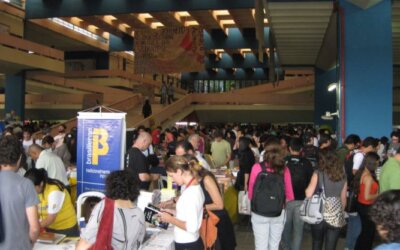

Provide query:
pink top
left=248, top=163, right=294, bottom=202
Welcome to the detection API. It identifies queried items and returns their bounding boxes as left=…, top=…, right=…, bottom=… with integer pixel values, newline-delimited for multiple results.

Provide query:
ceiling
left=267, top=2, right=334, bottom=66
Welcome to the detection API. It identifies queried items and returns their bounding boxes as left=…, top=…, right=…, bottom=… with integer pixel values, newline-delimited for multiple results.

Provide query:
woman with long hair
left=187, top=154, right=236, bottom=250
left=158, top=155, right=205, bottom=250
left=24, top=168, right=79, bottom=237
left=305, top=149, right=347, bottom=250
left=235, top=137, right=255, bottom=192
left=77, top=170, right=145, bottom=249
left=248, top=141, right=294, bottom=250
left=353, top=152, right=380, bottom=250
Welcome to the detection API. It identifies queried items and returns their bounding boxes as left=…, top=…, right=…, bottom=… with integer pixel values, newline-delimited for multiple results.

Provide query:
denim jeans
left=345, top=214, right=361, bottom=250
left=311, top=220, right=341, bottom=250
left=251, top=210, right=286, bottom=250
left=282, top=200, right=304, bottom=250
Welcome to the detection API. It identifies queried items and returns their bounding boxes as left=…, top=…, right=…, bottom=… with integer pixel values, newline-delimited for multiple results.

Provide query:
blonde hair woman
left=158, top=155, right=205, bottom=250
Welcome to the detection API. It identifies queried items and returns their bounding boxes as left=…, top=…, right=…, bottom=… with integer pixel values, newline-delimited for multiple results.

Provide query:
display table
left=33, top=237, right=78, bottom=250
left=141, top=227, right=175, bottom=250
left=33, top=228, right=175, bottom=250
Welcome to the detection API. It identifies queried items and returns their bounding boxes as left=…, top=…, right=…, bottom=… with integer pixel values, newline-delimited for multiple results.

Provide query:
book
left=144, top=204, right=169, bottom=230
left=37, top=232, right=66, bottom=244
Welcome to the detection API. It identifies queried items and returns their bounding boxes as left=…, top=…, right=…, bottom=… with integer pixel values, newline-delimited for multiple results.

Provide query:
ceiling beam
left=189, top=10, right=222, bottom=33
left=116, top=14, right=150, bottom=30
left=151, top=12, right=183, bottom=27
left=80, top=16, right=126, bottom=37
left=26, top=0, right=255, bottom=19
left=60, top=17, right=109, bottom=40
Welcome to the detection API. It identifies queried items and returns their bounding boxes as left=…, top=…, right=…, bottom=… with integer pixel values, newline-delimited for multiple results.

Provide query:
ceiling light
left=185, top=20, right=199, bottom=26
left=150, top=22, right=164, bottom=29
left=176, top=11, right=190, bottom=17
left=220, top=19, right=235, bottom=26
left=213, top=10, right=230, bottom=16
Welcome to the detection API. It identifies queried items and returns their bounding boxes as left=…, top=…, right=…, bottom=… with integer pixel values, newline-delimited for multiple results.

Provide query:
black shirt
left=286, top=155, right=314, bottom=200
left=125, top=147, right=150, bottom=190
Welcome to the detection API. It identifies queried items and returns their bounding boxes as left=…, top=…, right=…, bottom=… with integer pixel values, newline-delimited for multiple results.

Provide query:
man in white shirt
left=352, top=137, right=379, bottom=174
left=28, top=144, right=69, bottom=187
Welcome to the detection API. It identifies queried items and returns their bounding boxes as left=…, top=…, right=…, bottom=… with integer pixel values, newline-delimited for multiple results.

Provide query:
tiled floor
left=234, top=224, right=346, bottom=250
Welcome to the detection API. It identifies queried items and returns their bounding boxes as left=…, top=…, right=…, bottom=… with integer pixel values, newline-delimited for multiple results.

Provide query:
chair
left=204, top=154, right=217, bottom=169
left=76, top=191, right=105, bottom=226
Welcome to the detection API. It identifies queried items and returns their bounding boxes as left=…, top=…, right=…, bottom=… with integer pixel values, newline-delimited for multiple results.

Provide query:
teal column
left=339, top=0, right=393, bottom=139
left=5, top=73, right=25, bottom=120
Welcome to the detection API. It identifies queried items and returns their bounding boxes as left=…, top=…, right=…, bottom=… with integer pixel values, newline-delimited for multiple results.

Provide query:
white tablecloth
left=33, top=228, right=174, bottom=250
left=33, top=238, right=77, bottom=250
left=141, top=227, right=175, bottom=250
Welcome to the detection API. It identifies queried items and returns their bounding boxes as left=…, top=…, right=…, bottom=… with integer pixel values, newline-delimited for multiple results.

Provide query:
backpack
left=286, top=156, right=312, bottom=200
left=301, top=145, right=318, bottom=168
left=344, top=152, right=357, bottom=190
left=251, top=162, right=286, bottom=217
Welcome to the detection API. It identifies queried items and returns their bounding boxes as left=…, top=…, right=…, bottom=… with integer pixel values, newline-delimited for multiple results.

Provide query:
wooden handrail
left=0, top=33, right=64, bottom=60
left=26, top=72, right=133, bottom=97
left=190, top=92, right=314, bottom=106
left=67, top=70, right=188, bottom=95
left=0, top=94, right=102, bottom=105
left=232, top=75, right=314, bottom=94
left=67, top=70, right=160, bottom=87
left=33, top=94, right=143, bottom=139
left=131, top=95, right=193, bottom=128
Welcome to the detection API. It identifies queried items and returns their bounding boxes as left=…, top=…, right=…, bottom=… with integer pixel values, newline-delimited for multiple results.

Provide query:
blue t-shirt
left=375, top=243, right=400, bottom=250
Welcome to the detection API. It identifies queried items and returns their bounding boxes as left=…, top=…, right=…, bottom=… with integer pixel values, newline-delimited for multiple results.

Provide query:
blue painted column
left=5, top=73, right=25, bottom=120
left=339, top=0, right=392, bottom=139
left=314, top=67, right=338, bottom=132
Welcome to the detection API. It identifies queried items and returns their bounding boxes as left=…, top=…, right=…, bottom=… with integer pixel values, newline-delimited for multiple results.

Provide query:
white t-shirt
left=174, top=184, right=204, bottom=244
left=195, top=151, right=210, bottom=170
left=47, top=190, right=65, bottom=214
left=352, top=151, right=364, bottom=171
left=22, top=139, right=34, bottom=153
left=35, top=150, right=69, bottom=186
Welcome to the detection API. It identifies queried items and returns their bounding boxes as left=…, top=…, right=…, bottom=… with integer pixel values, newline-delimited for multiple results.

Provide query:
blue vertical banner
left=77, top=112, right=126, bottom=195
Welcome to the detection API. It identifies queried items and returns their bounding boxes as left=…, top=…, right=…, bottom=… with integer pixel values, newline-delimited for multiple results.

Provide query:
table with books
left=141, top=227, right=175, bottom=250
left=33, top=228, right=175, bottom=250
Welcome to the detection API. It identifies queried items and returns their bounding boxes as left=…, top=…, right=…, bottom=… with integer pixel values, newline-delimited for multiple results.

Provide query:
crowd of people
left=1, top=121, right=400, bottom=250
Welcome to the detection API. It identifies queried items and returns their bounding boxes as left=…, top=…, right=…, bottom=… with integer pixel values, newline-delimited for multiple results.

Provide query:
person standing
left=28, top=144, right=69, bottom=188
left=158, top=155, right=205, bottom=250
left=167, top=82, right=174, bottom=104
left=0, top=135, right=40, bottom=249
left=142, top=98, right=152, bottom=118
left=282, top=138, right=313, bottom=250
left=77, top=170, right=145, bottom=249
left=210, top=130, right=232, bottom=168
left=248, top=141, right=294, bottom=250
left=305, top=149, right=347, bottom=250
left=125, top=131, right=153, bottom=190
left=352, top=152, right=380, bottom=250
left=54, top=124, right=67, bottom=149
left=160, top=81, right=167, bottom=105
left=379, top=147, right=400, bottom=192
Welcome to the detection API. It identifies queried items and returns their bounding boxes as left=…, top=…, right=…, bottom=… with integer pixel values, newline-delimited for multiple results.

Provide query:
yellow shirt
left=39, top=183, right=77, bottom=230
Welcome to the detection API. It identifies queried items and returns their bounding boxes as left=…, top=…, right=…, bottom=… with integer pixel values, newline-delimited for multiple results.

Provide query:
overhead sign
left=77, top=112, right=126, bottom=195
left=134, top=27, right=205, bottom=74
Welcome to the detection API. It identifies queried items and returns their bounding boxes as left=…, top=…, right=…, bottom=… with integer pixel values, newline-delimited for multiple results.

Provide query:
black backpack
left=286, top=156, right=312, bottom=200
left=301, top=145, right=318, bottom=168
left=344, top=151, right=358, bottom=191
left=251, top=162, right=286, bottom=217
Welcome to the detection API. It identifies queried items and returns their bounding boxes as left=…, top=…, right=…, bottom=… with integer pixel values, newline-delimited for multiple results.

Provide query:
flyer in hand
left=144, top=204, right=169, bottom=230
